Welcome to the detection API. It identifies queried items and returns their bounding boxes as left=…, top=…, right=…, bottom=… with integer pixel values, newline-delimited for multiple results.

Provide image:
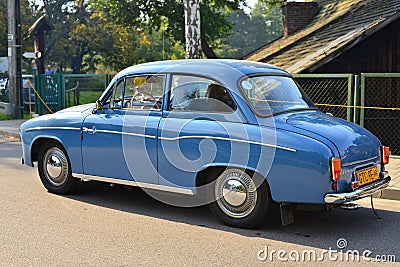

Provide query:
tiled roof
left=244, top=0, right=400, bottom=73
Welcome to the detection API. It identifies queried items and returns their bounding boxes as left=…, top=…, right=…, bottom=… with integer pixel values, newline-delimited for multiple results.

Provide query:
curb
left=380, top=187, right=400, bottom=201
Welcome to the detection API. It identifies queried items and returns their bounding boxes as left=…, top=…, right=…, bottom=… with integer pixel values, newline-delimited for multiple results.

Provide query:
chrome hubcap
left=222, top=179, right=247, bottom=206
left=43, top=148, right=68, bottom=186
left=215, top=169, right=257, bottom=218
left=47, top=155, right=62, bottom=178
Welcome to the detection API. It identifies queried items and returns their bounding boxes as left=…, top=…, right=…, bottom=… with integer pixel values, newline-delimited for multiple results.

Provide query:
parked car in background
left=0, top=77, right=7, bottom=100
left=20, top=60, right=391, bottom=228
left=1, top=75, right=36, bottom=111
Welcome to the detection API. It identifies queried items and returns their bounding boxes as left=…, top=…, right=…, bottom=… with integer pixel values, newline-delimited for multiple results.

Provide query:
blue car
left=20, top=60, right=391, bottom=228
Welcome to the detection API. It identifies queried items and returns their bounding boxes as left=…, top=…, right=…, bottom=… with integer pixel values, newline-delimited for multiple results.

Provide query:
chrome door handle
left=83, top=126, right=96, bottom=134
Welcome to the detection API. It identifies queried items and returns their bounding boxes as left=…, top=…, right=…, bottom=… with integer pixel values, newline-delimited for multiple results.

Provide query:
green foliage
left=91, top=0, right=246, bottom=56
left=215, top=3, right=283, bottom=59
left=0, top=113, right=31, bottom=120
left=0, top=0, right=283, bottom=72
left=0, top=0, right=38, bottom=62
left=72, top=10, right=185, bottom=71
left=258, top=0, right=285, bottom=15
left=12, top=0, right=186, bottom=72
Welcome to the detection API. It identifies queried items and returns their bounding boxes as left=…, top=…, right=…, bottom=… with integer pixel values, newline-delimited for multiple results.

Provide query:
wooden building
left=245, top=0, right=400, bottom=154
left=245, top=0, right=400, bottom=74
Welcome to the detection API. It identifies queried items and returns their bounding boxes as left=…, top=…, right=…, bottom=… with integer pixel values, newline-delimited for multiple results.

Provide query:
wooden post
left=7, top=0, right=23, bottom=118
left=23, top=16, right=53, bottom=75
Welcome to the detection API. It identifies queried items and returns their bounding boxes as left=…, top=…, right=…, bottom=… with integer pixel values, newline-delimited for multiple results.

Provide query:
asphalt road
left=0, top=137, right=399, bottom=266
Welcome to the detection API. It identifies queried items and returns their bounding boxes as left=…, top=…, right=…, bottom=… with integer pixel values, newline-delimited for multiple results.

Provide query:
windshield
left=240, top=76, right=314, bottom=116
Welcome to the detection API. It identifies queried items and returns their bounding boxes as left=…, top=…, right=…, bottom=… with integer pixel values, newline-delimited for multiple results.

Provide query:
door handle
left=83, top=126, right=96, bottom=134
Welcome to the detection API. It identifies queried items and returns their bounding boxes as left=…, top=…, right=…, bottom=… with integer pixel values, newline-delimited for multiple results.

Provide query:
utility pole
left=7, top=0, right=23, bottom=118
left=184, top=0, right=202, bottom=59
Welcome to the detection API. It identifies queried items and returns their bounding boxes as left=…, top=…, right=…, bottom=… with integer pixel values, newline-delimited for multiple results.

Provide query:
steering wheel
left=130, top=91, right=160, bottom=109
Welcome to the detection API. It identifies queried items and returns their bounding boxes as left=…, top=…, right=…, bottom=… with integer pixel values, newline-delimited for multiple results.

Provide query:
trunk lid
left=284, top=111, right=380, bottom=165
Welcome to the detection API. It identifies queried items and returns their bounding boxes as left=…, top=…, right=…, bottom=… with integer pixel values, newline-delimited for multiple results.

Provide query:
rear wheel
left=38, top=142, right=78, bottom=194
left=209, top=168, right=273, bottom=228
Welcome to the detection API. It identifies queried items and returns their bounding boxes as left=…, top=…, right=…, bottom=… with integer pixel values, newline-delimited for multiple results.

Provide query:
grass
left=0, top=113, right=31, bottom=121
left=79, top=91, right=103, bottom=105
left=65, top=90, right=103, bottom=107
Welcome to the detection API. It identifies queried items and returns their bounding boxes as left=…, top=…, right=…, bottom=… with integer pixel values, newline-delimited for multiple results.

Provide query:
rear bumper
left=324, top=175, right=391, bottom=204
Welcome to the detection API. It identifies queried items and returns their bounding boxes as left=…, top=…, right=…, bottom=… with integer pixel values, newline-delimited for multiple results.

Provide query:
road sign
left=7, top=34, right=13, bottom=42
left=23, top=52, right=36, bottom=59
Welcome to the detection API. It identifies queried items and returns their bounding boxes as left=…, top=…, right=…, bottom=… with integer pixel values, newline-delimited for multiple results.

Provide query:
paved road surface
left=0, top=137, right=399, bottom=266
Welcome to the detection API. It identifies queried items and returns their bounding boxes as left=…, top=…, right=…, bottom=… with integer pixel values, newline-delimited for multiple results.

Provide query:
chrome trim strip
left=72, top=173, right=194, bottom=195
left=342, top=156, right=379, bottom=167
left=94, top=129, right=156, bottom=139
left=25, top=127, right=81, bottom=133
left=159, top=135, right=297, bottom=152
left=324, top=176, right=391, bottom=204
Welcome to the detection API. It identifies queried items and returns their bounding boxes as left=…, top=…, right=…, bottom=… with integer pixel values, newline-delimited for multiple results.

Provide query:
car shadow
left=64, top=181, right=399, bottom=262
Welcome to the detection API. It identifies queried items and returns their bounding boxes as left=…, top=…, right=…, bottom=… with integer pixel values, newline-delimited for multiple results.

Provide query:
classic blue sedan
left=20, top=60, right=391, bottom=228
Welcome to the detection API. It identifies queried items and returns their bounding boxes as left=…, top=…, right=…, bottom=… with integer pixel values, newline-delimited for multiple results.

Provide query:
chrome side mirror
left=92, top=99, right=102, bottom=114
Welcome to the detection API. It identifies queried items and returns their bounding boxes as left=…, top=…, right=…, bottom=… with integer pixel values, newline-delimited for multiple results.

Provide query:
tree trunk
left=184, top=0, right=202, bottom=59
left=201, top=35, right=218, bottom=59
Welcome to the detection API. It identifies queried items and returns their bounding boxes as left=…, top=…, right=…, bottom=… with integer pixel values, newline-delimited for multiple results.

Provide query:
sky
left=247, top=0, right=258, bottom=8
left=245, top=0, right=307, bottom=12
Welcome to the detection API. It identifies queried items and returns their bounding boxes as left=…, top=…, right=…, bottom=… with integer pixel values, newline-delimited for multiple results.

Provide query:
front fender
left=20, top=112, right=86, bottom=173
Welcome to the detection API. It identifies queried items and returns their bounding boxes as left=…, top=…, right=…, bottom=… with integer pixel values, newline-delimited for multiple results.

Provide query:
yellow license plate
left=356, top=167, right=379, bottom=186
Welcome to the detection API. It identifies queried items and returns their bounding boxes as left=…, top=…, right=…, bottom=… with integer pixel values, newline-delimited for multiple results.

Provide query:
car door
left=81, top=74, right=165, bottom=184
left=157, top=74, right=246, bottom=190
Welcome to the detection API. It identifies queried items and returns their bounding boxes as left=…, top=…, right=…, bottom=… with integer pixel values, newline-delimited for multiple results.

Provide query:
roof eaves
left=286, top=27, right=367, bottom=73
left=244, top=0, right=365, bottom=62
left=23, top=15, right=53, bottom=40
left=289, top=12, right=400, bottom=73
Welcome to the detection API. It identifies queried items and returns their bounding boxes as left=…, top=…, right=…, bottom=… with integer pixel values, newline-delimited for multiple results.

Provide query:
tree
left=0, top=0, right=7, bottom=57
left=20, top=0, right=185, bottom=72
left=91, top=0, right=246, bottom=58
left=257, top=0, right=285, bottom=12
left=0, top=0, right=38, bottom=68
left=252, top=0, right=283, bottom=41
left=214, top=2, right=283, bottom=59
left=22, top=0, right=87, bottom=72
left=184, top=0, right=202, bottom=59
left=69, top=9, right=184, bottom=72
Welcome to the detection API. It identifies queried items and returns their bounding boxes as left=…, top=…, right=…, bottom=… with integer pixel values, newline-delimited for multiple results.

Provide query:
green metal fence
left=35, top=74, right=63, bottom=114
left=293, top=74, right=354, bottom=122
left=294, top=73, right=400, bottom=155
left=35, top=73, right=112, bottom=114
left=359, top=73, right=400, bottom=155
left=63, top=74, right=111, bottom=108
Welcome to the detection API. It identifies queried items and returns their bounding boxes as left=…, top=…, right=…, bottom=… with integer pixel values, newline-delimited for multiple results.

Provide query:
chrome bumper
left=324, top=176, right=391, bottom=204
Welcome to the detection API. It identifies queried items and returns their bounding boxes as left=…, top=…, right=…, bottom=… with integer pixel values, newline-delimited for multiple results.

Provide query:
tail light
left=331, top=158, right=341, bottom=181
left=382, top=146, right=390, bottom=165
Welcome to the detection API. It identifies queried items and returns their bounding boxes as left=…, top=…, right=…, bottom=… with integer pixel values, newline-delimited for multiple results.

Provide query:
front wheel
left=38, top=142, right=79, bottom=194
left=209, top=168, right=273, bottom=228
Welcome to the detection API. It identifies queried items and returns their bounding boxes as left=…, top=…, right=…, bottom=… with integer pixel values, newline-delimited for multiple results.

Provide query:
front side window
left=169, top=75, right=236, bottom=113
left=110, top=75, right=164, bottom=110
left=240, top=76, right=314, bottom=116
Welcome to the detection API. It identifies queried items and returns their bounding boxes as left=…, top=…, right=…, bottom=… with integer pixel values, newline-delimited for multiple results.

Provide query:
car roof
left=115, top=59, right=290, bottom=81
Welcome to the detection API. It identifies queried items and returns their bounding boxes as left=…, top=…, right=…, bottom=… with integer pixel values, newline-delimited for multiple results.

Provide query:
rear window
left=240, top=76, right=314, bottom=116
